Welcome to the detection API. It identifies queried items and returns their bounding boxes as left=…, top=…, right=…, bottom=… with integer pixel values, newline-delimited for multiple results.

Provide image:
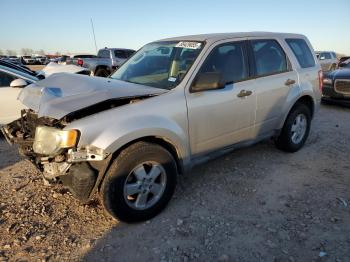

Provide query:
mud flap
left=59, top=162, right=97, bottom=202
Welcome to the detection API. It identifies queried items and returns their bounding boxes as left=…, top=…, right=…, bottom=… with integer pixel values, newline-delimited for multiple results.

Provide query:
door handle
left=285, top=79, right=296, bottom=86
left=237, top=89, right=252, bottom=98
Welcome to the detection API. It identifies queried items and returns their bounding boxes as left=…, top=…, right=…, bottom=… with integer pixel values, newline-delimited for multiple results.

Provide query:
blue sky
left=1, top=0, right=349, bottom=55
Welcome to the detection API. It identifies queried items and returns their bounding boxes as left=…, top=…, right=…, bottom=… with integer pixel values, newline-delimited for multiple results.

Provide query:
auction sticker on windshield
left=176, top=41, right=202, bottom=49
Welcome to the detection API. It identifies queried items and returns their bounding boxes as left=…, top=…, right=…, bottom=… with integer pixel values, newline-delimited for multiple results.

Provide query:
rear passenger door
left=248, top=38, right=298, bottom=138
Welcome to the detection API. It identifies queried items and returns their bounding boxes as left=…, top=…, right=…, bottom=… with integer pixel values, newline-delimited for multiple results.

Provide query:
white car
left=0, top=65, right=38, bottom=125
left=0, top=62, right=91, bottom=125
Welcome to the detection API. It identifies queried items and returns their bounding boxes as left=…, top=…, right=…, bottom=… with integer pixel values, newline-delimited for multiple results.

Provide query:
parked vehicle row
left=2, top=32, right=322, bottom=223
left=0, top=55, right=49, bottom=65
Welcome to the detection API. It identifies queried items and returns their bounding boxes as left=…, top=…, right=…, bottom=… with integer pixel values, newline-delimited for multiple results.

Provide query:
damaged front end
left=1, top=109, right=111, bottom=202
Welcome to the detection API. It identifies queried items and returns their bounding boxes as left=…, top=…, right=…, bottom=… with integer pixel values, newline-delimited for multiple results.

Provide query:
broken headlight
left=33, top=126, right=79, bottom=155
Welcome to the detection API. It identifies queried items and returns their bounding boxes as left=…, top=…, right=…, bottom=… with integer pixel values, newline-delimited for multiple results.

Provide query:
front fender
left=66, top=110, right=191, bottom=171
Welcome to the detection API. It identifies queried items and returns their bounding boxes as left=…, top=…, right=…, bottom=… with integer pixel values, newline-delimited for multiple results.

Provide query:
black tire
left=95, top=68, right=110, bottom=77
left=100, top=142, right=177, bottom=223
left=275, top=103, right=311, bottom=152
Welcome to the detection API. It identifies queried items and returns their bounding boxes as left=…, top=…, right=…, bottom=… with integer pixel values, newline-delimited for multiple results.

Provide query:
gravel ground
left=27, top=65, right=45, bottom=71
left=0, top=103, right=349, bottom=262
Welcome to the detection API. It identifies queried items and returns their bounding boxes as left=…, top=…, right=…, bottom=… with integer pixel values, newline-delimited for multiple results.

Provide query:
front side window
left=0, top=71, right=16, bottom=87
left=251, top=39, right=288, bottom=76
left=111, top=41, right=203, bottom=89
left=197, top=41, right=248, bottom=84
left=286, top=38, right=315, bottom=68
left=98, top=50, right=110, bottom=58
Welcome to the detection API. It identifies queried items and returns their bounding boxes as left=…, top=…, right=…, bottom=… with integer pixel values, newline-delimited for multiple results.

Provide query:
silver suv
left=316, top=51, right=338, bottom=71
left=2, top=32, right=322, bottom=222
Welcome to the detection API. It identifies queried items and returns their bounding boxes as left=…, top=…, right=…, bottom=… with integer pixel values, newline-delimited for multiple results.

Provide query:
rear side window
left=286, top=38, right=315, bottom=68
left=126, top=50, right=135, bottom=57
left=115, top=50, right=135, bottom=59
left=251, top=39, right=288, bottom=76
left=114, top=50, right=127, bottom=59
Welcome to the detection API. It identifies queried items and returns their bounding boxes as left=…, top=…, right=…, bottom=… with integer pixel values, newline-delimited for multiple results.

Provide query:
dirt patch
left=0, top=104, right=349, bottom=261
left=26, top=65, right=45, bottom=71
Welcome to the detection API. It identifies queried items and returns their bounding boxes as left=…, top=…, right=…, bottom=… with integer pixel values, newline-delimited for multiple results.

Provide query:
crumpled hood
left=19, top=73, right=167, bottom=119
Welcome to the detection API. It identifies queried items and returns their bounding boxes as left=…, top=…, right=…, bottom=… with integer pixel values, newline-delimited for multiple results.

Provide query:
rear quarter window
left=286, top=39, right=315, bottom=68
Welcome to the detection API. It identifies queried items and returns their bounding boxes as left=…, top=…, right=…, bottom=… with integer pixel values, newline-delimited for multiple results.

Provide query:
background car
left=0, top=60, right=91, bottom=125
left=316, top=51, right=338, bottom=71
left=8, top=56, right=21, bottom=65
left=322, top=58, right=350, bottom=105
left=67, top=48, right=135, bottom=77
left=34, top=55, right=48, bottom=65
left=0, top=60, right=41, bottom=78
left=21, top=55, right=36, bottom=65
left=0, top=64, right=38, bottom=125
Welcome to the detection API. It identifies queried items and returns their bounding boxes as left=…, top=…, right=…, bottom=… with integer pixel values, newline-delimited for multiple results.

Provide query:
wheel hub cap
left=123, top=161, right=167, bottom=210
left=291, top=113, right=307, bottom=144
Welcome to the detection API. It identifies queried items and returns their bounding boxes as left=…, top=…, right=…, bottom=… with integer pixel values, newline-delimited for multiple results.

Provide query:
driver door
left=0, top=71, right=27, bottom=125
left=185, top=40, right=256, bottom=156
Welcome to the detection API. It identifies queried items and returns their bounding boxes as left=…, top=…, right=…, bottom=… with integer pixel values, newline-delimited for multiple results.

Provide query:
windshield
left=110, top=41, right=204, bottom=89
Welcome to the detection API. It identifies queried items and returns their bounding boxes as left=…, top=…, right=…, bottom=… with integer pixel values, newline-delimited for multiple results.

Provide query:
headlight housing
left=323, top=78, right=333, bottom=85
left=33, top=126, right=79, bottom=155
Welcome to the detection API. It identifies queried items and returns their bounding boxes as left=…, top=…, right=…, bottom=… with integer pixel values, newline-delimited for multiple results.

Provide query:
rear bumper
left=321, top=96, right=350, bottom=107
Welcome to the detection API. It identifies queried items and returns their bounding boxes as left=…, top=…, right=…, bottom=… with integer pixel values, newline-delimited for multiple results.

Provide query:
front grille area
left=3, top=110, right=63, bottom=159
left=335, top=79, right=350, bottom=95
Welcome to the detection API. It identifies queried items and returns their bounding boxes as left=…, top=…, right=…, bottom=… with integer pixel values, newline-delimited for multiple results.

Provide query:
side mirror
left=191, top=72, right=223, bottom=92
left=10, top=78, right=28, bottom=88
left=319, top=57, right=325, bottom=60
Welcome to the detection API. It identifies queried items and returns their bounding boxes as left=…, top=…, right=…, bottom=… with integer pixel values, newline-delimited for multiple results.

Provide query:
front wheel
left=100, top=142, right=177, bottom=223
left=275, top=103, right=311, bottom=152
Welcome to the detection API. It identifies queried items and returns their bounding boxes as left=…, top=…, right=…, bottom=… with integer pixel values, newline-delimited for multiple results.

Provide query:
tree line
left=0, top=48, right=62, bottom=56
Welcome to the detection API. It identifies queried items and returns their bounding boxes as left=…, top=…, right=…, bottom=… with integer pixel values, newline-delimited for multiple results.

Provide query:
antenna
left=90, top=18, right=98, bottom=53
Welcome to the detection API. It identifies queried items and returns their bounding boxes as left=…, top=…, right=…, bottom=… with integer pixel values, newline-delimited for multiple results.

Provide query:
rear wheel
left=275, top=103, right=311, bottom=152
left=100, top=142, right=177, bottom=223
left=95, top=68, right=110, bottom=77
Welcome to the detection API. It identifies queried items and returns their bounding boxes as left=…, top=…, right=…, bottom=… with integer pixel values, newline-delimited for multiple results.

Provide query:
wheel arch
left=93, top=135, right=185, bottom=196
left=294, top=95, right=315, bottom=118
left=278, top=94, right=315, bottom=131
left=110, top=136, right=185, bottom=175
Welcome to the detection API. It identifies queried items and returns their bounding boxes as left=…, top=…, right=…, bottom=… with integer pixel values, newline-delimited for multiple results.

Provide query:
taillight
left=318, top=70, right=323, bottom=92
left=77, top=58, right=83, bottom=66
